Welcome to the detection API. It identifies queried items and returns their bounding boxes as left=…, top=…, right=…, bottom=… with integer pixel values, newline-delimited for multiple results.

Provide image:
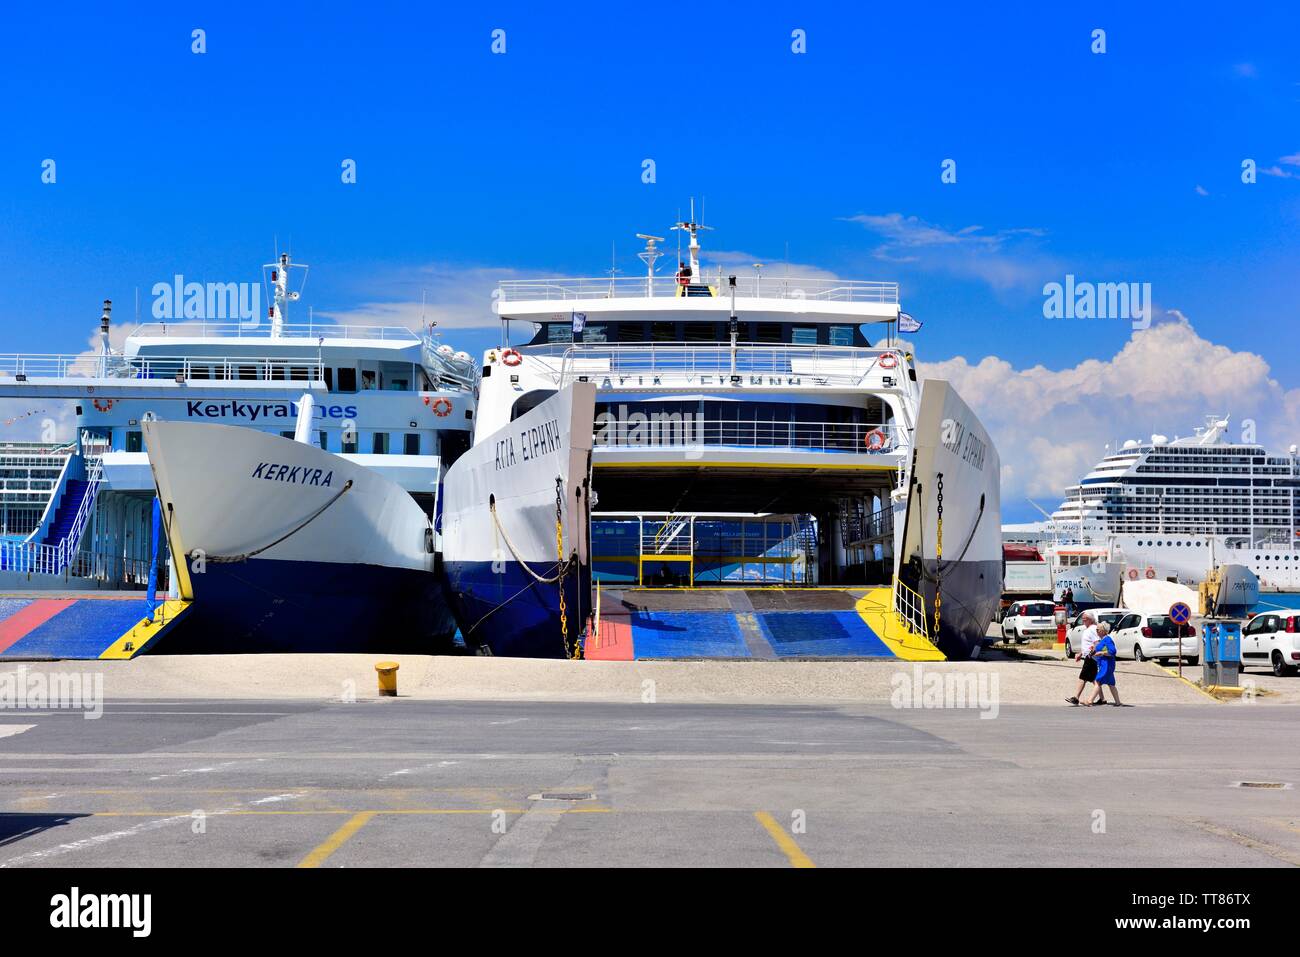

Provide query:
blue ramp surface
left=757, top=611, right=893, bottom=658
left=630, top=611, right=751, bottom=658
left=3, top=598, right=157, bottom=659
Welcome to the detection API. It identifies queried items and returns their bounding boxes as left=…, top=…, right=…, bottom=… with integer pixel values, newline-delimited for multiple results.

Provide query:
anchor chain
left=555, top=478, right=580, bottom=659
left=933, top=473, right=943, bottom=639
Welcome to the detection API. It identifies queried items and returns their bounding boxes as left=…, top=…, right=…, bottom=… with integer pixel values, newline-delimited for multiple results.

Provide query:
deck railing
left=498, top=275, right=899, bottom=304
left=0, top=353, right=325, bottom=382
left=594, top=418, right=899, bottom=454
left=519, top=342, right=906, bottom=389
left=129, top=321, right=419, bottom=342
left=893, top=578, right=931, bottom=640
left=0, top=458, right=103, bottom=577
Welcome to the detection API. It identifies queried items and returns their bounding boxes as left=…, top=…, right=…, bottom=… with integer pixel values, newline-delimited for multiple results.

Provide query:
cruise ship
left=1049, top=415, right=1296, bottom=591
left=0, top=252, right=477, bottom=651
left=440, top=217, right=1002, bottom=659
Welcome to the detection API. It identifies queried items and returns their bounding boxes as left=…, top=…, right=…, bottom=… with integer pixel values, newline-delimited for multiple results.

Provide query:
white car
left=1063, top=608, right=1128, bottom=658
left=1000, top=600, right=1058, bottom=644
left=1240, top=610, right=1300, bottom=677
left=1111, top=612, right=1199, bottom=665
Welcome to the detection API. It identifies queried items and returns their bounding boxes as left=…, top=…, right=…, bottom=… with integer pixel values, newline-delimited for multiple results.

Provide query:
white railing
left=593, top=419, right=899, bottom=454
left=0, top=458, right=103, bottom=578
left=0, top=353, right=325, bottom=382
left=520, top=342, right=907, bottom=389
left=893, top=579, right=930, bottom=639
left=498, top=275, right=899, bottom=304
left=129, top=321, right=419, bottom=342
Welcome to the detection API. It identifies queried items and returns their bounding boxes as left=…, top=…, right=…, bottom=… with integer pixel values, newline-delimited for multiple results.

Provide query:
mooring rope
left=194, top=480, right=354, bottom=564
left=489, top=495, right=573, bottom=584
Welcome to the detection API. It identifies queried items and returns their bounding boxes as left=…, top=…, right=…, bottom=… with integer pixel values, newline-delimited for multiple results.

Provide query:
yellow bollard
left=375, top=661, right=400, bottom=697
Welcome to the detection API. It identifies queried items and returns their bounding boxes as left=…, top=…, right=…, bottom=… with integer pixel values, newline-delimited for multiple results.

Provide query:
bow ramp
left=0, top=595, right=190, bottom=660
left=585, top=586, right=946, bottom=660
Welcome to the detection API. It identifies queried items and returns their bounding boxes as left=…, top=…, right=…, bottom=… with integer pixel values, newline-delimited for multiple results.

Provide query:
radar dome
left=436, top=344, right=454, bottom=356
left=1122, top=439, right=1138, bottom=450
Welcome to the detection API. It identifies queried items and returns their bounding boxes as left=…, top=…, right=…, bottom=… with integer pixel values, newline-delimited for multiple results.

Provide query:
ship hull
left=897, top=379, right=1003, bottom=660
left=143, top=420, right=455, bottom=653
left=440, top=383, right=597, bottom=658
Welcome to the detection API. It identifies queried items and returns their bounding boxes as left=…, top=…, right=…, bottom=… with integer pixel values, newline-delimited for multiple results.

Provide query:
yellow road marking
left=90, top=808, right=611, bottom=817
left=754, top=811, right=815, bottom=868
left=297, top=811, right=375, bottom=868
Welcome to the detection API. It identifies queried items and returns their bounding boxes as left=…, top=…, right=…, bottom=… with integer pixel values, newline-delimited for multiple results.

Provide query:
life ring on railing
left=1127, top=568, right=1139, bottom=581
left=501, top=349, right=523, bottom=367
left=92, top=398, right=114, bottom=412
left=1144, top=566, right=1156, bottom=579
left=864, top=429, right=887, bottom=451
left=878, top=354, right=898, bottom=369
left=428, top=397, right=453, bottom=417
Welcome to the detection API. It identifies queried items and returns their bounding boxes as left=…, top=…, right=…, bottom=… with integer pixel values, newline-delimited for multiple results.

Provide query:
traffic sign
left=1169, top=601, right=1192, bottom=624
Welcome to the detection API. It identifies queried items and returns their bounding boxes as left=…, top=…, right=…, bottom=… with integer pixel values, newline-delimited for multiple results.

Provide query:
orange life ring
left=1144, top=567, right=1156, bottom=579
left=864, top=429, right=887, bottom=451
left=501, top=349, right=523, bottom=367
left=92, top=398, right=114, bottom=412
left=878, top=354, right=898, bottom=369
left=1127, top=568, right=1139, bottom=581
left=430, top=397, right=452, bottom=417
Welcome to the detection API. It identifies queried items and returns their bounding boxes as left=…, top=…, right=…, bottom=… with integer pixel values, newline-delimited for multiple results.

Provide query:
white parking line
left=0, top=725, right=35, bottom=739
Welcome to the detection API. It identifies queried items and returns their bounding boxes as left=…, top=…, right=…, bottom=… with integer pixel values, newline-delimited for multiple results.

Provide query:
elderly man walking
left=1066, top=611, right=1099, bottom=706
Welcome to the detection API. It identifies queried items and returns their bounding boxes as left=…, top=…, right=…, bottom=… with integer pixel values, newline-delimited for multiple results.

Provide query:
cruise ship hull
left=440, top=383, right=597, bottom=658
left=143, top=420, right=455, bottom=653
left=897, top=380, right=1003, bottom=660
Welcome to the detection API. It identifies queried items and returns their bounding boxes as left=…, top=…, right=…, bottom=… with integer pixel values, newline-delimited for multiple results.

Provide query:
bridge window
left=335, top=368, right=357, bottom=393
left=829, top=325, right=856, bottom=346
left=792, top=326, right=818, bottom=345
left=126, top=431, right=142, bottom=453
left=372, top=432, right=389, bottom=454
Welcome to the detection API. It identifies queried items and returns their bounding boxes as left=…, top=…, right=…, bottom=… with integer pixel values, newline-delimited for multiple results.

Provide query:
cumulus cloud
left=842, top=212, right=1058, bottom=291
left=318, top=264, right=537, bottom=332
left=918, top=312, right=1300, bottom=508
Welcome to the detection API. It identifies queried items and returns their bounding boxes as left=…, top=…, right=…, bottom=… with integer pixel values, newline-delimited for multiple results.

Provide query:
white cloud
left=1195, top=184, right=1210, bottom=196
left=918, top=312, right=1300, bottom=508
left=319, top=264, right=539, bottom=332
left=842, top=212, right=1058, bottom=291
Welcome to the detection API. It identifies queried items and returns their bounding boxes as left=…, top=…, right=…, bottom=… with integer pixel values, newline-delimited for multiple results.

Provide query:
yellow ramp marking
left=297, top=811, right=376, bottom=868
left=856, top=587, right=945, bottom=661
left=100, top=600, right=191, bottom=660
left=754, top=811, right=815, bottom=868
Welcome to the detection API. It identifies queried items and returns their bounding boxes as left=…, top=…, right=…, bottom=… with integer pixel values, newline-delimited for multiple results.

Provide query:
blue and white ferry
left=0, top=253, right=477, bottom=652
left=440, top=219, right=1002, bottom=659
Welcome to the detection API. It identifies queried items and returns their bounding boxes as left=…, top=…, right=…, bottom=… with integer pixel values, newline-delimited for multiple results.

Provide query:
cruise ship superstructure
left=440, top=219, right=1002, bottom=659
left=1049, top=415, right=1296, bottom=592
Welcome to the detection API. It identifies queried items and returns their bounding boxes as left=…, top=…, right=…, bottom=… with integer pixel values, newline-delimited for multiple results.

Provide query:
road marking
left=297, top=811, right=375, bottom=868
left=754, top=811, right=815, bottom=868
left=0, top=725, right=35, bottom=739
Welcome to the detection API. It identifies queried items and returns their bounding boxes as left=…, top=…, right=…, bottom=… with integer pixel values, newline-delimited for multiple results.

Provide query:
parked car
left=1063, top=608, right=1128, bottom=657
left=1240, top=610, right=1300, bottom=676
left=1000, top=600, right=1058, bottom=643
left=1111, top=612, right=1198, bottom=665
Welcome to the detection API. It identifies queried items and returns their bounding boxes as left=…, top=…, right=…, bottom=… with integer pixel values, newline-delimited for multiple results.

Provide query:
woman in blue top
left=1090, top=622, right=1124, bottom=706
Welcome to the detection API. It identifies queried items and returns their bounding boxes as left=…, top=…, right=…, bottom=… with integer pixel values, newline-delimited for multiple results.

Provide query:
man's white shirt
left=1081, top=624, right=1099, bottom=656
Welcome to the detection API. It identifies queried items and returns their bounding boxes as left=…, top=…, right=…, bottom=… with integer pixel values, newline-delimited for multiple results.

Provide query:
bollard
left=375, top=661, right=400, bottom=697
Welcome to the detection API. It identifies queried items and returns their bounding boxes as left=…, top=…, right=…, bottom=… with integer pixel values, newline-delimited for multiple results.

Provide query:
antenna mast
left=671, top=198, right=713, bottom=282
left=264, top=252, right=308, bottom=336
left=636, top=233, right=666, bottom=296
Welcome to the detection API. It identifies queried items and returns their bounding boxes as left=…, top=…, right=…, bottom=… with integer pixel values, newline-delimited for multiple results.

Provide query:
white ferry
left=440, top=217, right=1002, bottom=659
left=0, top=253, right=477, bottom=651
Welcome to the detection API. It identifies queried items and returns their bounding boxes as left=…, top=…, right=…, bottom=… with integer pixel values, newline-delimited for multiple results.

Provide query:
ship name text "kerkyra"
left=250, top=462, right=335, bottom=487
left=942, top=417, right=988, bottom=473
left=494, top=419, right=561, bottom=471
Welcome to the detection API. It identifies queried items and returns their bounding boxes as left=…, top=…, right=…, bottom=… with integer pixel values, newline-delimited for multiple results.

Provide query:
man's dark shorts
left=1078, top=656, right=1098, bottom=682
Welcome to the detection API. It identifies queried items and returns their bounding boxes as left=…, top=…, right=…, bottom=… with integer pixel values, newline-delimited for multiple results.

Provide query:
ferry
left=0, top=253, right=477, bottom=651
left=440, top=217, right=1002, bottom=659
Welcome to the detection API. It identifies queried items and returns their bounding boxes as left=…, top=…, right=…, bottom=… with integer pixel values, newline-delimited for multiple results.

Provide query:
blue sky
left=3, top=3, right=1300, bottom=520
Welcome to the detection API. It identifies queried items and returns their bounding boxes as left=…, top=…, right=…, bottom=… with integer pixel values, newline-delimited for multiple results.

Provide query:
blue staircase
left=41, top=478, right=90, bottom=547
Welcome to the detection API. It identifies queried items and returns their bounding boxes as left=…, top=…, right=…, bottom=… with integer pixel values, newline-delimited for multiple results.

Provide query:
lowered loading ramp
left=586, top=586, right=944, bottom=661
left=0, top=595, right=190, bottom=659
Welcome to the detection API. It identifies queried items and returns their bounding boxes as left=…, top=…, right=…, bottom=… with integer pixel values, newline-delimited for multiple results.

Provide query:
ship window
left=124, top=431, right=142, bottom=453
left=651, top=322, right=676, bottom=342
left=685, top=323, right=717, bottom=342
left=319, top=430, right=329, bottom=450
left=361, top=369, right=379, bottom=391
left=336, top=368, right=357, bottom=393
left=190, top=365, right=210, bottom=380
left=792, top=326, right=818, bottom=345
left=290, top=366, right=311, bottom=382
left=756, top=323, right=782, bottom=343
left=372, top=432, right=389, bottom=454
left=404, top=433, right=420, bottom=455
left=238, top=365, right=257, bottom=380
left=616, top=322, right=645, bottom=342
left=342, top=435, right=358, bottom=454
left=323, top=367, right=335, bottom=391
left=583, top=323, right=608, bottom=343
left=547, top=324, right=573, bottom=343
left=828, top=325, right=855, bottom=347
